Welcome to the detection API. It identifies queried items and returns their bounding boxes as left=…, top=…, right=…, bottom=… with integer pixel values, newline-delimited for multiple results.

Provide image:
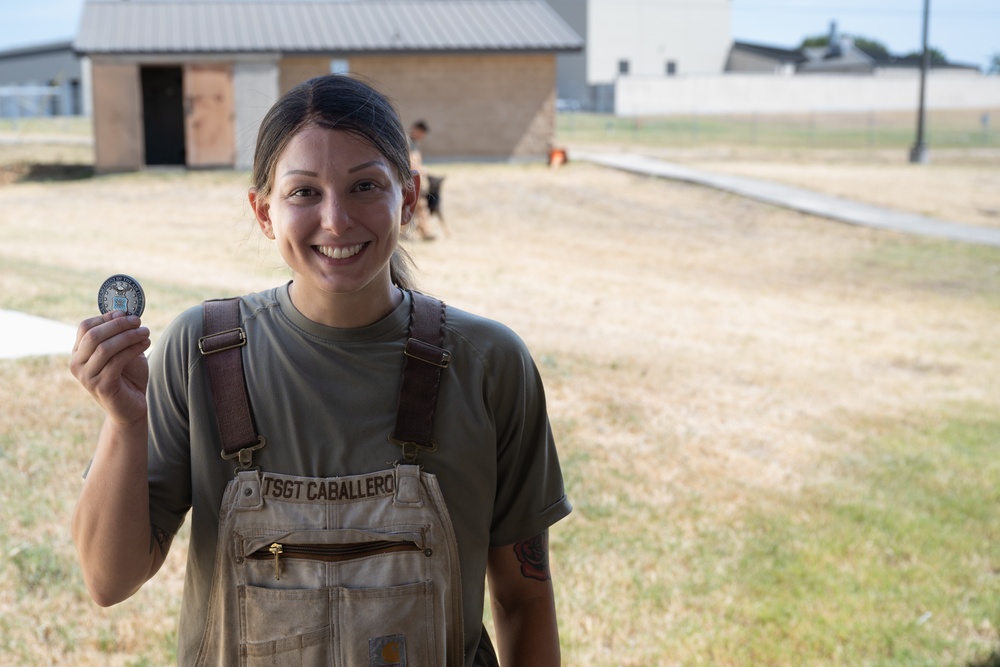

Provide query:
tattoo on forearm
left=149, top=524, right=172, bottom=557
left=513, top=532, right=550, bottom=582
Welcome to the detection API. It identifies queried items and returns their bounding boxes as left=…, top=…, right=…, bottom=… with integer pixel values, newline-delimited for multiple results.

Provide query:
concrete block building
left=73, top=0, right=582, bottom=172
left=543, top=0, right=732, bottom=111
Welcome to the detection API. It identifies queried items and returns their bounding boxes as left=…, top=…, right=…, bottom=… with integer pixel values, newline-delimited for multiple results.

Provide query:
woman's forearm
left=72, top=415, right=164, bottom=606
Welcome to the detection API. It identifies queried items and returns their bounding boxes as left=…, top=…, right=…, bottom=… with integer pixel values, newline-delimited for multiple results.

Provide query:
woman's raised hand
left=70, top=310, right=151, bottom=425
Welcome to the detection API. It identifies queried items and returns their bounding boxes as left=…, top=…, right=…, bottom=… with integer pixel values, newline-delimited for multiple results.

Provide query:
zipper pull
left=269, top=543, right=283, bottom=580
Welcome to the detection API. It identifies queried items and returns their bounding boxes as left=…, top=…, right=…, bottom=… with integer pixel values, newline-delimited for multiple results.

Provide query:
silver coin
left=98, top=274, right=145, bottom=317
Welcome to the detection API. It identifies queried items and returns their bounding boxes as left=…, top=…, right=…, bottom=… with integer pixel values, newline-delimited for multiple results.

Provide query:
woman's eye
left=290, top=187, right=317, bottom=197
left=355, top=181, right=377, bottom=192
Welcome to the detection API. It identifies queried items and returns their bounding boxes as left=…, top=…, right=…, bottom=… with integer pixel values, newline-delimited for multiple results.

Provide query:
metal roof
left=74, top=0, right=583, bottom=55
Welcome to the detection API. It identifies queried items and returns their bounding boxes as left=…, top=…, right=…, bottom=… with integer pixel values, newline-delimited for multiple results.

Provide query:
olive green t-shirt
left=145, top=283, right=571, bottom=665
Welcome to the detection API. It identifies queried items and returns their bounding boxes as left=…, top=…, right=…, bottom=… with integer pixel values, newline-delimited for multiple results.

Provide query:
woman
left=70, top=74, right=571, bottom=666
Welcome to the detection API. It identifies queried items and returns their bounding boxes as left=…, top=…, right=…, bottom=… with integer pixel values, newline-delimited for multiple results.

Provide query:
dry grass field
left=1, top=137, right=998, bottom=666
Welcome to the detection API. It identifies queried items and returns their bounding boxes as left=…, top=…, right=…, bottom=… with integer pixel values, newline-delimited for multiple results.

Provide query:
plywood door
left=183, top=63, right=236, bottom=167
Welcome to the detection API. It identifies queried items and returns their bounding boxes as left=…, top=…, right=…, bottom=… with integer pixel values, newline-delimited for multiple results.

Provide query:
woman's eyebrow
left=281, top=169, right=318, bottom=178
left=348, top=160, right=386, bottom=174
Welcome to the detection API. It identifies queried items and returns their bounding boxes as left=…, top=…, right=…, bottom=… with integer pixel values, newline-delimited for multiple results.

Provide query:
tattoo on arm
left=149, top=524, right=172, bottom=558
left=513, top=531, right=550, bottom=582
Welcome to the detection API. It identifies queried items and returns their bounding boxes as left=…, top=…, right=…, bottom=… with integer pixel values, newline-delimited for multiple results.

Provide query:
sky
left=730, top=0, right=998, bottom=70
left=0, top=0, right=997, bottom=71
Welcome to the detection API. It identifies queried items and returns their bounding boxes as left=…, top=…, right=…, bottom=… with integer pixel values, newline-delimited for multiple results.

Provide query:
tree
left=799, top=33, right=890, bottom=60
left=853, top=38, right=892, bottom=61
left=901, top=47, right=948, bottom=66
left=989, top=53, right=1000, bottom=75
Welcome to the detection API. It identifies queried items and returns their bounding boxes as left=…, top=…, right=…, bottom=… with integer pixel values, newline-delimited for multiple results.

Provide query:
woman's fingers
left=71, top=310, right=150, bottom=395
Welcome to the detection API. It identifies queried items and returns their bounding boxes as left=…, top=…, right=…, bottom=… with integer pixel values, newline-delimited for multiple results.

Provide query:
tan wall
left=90, top=62, right=143, bottom=172
left=279, top=57, right=330, bottom=95
left=88, top=53, right=558, bottom=169
left=353, top=53, right=557, bottom=159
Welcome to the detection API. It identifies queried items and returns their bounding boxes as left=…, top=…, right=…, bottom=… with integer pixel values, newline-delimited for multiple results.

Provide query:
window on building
left=330, top=59, right=350, bottom=75
left=666, top=61, right=677, bottom=75
left=618, top=59, right=630, bottom=75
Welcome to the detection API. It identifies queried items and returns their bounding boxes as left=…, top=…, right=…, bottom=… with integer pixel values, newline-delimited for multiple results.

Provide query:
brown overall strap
left=200, top=297, right=264, bottom=467
left=200, top=291, right=447, bottom=466
left=390, top=291, right=450, bottom=463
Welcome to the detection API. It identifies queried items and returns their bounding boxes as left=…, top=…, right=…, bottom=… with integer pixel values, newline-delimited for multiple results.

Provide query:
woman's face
left=250, top=125, right=417, bottom=325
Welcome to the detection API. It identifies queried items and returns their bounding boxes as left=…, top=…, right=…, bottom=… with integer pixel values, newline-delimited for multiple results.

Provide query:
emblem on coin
left=98, top=274, right=145, bottom=317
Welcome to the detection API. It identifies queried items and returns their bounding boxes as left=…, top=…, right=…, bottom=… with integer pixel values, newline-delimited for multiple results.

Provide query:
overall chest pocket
left=236, top=527, right=438, bottom=666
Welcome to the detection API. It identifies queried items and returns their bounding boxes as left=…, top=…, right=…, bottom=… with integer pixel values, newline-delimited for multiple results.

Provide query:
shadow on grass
left=969, top=649, right=1000, bottom=667
left=19, top=163, right=95, bottom=182
left=0, top=162, right=95, bottom=184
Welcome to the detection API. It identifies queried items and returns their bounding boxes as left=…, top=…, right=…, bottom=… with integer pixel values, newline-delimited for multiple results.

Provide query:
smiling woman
left=248, top=127, right=417, bottom=328
left=67, top=74, right=572, bottom=667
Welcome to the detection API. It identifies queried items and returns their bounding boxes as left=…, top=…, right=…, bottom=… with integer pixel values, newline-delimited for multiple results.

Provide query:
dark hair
left=251, top=74, right=417, bottom=290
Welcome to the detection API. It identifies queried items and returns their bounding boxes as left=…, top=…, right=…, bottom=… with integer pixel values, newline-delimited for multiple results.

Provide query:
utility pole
left=909, top=0, right=931, bottom=163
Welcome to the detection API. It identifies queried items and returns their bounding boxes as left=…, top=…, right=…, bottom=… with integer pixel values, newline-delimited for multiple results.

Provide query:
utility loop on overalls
left=220, top=435, right=267, bottom=473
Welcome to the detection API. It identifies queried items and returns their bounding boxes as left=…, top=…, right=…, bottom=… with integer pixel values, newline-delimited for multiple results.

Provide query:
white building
left=545, top=0, right=732, bottom=111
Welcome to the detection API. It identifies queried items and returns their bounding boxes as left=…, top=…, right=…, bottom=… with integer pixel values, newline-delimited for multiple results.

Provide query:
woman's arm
left=70, top=311, right=169, bottom=606
left=486, top=530, right=561, bottom=667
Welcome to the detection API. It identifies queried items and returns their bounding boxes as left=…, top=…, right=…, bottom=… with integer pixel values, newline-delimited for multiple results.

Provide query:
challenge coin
left=98, top=274, right=145, bottom=317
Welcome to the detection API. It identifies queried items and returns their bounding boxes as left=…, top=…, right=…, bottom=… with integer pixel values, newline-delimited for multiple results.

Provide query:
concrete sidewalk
left=576, top=151, right=1000, bottom=248
left=0, top=310, right=78, bottom=360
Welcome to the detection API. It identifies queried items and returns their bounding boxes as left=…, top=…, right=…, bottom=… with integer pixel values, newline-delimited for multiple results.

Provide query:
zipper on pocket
left=248, top=540, right=431, bottom=580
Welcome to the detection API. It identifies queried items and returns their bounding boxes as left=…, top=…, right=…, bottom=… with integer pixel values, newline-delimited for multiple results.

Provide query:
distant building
left=544, top=0, right=732, bottom=111
left=0, top=41, right=82, bottom=118
left=728, top=22, right=982, bottom=77
left=725, top=41, right=805, bottom=76
left=74, top=0, right=582, bottom=172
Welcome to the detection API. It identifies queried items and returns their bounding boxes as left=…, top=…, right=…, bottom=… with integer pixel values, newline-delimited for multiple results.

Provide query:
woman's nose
left=320, top=193, right=351, bottom=232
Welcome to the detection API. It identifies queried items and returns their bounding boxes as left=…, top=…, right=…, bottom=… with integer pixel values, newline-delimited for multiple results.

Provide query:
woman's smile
left=315, top=242, right=367, bottom=260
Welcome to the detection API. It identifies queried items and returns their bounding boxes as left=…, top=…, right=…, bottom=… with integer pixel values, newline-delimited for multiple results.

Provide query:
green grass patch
left=552, top=401, right=1000, bottom=666
left=717, top=405, right=1000, bottom=666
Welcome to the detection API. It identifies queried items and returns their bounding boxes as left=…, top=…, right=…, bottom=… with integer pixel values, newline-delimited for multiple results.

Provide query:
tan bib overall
left=193, top=466, right=464, bottom=666
left=194, top=292, right=475, bottom=666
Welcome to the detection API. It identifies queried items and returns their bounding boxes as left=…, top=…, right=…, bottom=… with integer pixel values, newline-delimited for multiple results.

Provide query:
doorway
left=140, top=66, right=185, bottom=165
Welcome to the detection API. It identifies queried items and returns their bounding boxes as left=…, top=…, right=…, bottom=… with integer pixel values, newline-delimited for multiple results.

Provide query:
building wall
left=546, top=0, right=588, bottom=104
left=725, top=50, right=796, bottom=76
left=0, top=44, right=79, bottom=85
left=0, top=42, right=83, bottom=115
left=88, top=51, right=558, bottom=170
left=588, top=0, right=731, bottom=82
left=90, top=61, right=143, bottom=172
left=233, top=60, right=280, bottom=170
left=279, top=57, right=330, bottom=95
left=615, top=73, right=1000, bottom=116
left=352, top=53, right=557, bottom=159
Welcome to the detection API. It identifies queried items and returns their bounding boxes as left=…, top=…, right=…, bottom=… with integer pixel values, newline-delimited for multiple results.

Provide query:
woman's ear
left=401, top=170, right=421, bottom=227
left=248, top=188, right=275, bottom=239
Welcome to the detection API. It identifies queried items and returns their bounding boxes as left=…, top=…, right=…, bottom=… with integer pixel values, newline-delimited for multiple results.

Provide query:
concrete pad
left=0, top=310, right=78, bottom=360
left=577, top=151, right=1000, bottom=248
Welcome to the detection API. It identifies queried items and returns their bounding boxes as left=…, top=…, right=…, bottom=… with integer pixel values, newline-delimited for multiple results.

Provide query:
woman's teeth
left=317, top=243, right=364, bottom=259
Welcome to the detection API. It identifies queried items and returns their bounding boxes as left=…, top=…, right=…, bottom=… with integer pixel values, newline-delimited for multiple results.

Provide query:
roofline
left=75, top=46, right=583, bottom=58
left=0, top=40, right=76, bottom=59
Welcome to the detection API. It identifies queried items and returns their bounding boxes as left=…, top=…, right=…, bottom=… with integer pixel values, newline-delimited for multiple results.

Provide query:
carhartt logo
left=369, top=634, right=406, bottom=666
left=383, top=643, right=400, bottom=661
